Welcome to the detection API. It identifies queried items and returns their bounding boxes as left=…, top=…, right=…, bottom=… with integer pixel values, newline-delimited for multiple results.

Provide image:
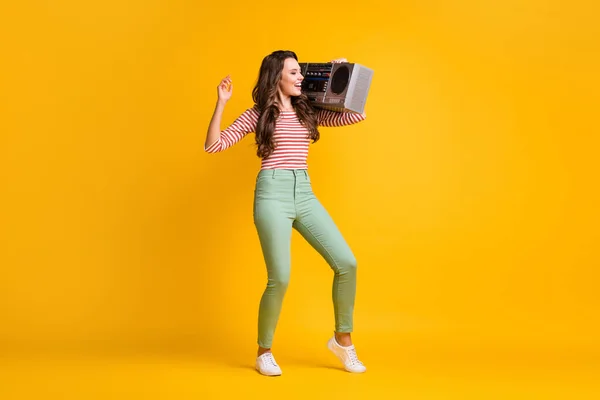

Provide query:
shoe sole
left=255, top=364, right=282, bottom=376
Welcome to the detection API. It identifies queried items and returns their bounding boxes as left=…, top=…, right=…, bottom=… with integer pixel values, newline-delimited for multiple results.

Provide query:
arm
left=204, top=100, right=226, bottom=150
left=205, top=107, right=258, bottom=153
left=204, top=74, right=258, bottom=153
left=316, top=108, right=366, bottom=127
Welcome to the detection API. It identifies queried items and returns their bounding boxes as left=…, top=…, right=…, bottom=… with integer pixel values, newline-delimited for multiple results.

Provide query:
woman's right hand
left=217, top=75, right=233, bottom=104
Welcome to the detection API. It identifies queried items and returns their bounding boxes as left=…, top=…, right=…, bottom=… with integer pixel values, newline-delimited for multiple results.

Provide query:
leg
left=292, top=173, right=366, bottom=373
left=254, top=197, right=294, bottom=351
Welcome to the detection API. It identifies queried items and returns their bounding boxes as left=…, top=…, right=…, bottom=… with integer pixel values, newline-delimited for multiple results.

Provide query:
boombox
left=299, top=62, right=373, bottom=114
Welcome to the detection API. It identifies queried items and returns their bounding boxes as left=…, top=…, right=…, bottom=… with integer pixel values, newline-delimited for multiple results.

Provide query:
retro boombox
left=299, top=62, right=373, bottom=114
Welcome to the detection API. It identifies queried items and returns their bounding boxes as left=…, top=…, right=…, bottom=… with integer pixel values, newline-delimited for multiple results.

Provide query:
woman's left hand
left=330, top=58, right=348, bottom=63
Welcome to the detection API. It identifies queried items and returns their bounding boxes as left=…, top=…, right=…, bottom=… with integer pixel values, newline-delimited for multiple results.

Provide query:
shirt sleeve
left=204, top=107, right=259, bottom=153
left=316, top=108, right=366, bottom=127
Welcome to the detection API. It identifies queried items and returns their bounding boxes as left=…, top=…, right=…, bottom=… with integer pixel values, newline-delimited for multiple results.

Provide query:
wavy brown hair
left=252, top=50, right=320, bottom=159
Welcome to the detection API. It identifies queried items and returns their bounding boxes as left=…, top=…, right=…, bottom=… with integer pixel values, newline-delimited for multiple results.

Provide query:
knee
left=336, top=253, right=357, bottom=274
left=267, top=275, right=290, bottom=292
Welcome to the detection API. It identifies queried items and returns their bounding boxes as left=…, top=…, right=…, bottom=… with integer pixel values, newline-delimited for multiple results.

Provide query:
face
left=278, top=57, right=304, bottom=98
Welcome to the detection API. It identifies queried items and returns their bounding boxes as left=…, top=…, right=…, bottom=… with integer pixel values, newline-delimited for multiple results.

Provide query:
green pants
left=253, top=168, right=357, bottom=349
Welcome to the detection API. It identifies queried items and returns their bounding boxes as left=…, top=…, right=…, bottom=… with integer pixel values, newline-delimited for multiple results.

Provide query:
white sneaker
left=255, top=352, right=282, bottom=376
left=327, top=336, right=367, bottom=373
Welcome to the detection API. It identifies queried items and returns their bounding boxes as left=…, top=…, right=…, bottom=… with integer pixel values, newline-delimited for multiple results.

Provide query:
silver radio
left=299, top=62, right=373, bottom=114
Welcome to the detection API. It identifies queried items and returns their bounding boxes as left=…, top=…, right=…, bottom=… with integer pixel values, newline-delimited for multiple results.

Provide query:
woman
left=204, top=50, right=367, bottom=376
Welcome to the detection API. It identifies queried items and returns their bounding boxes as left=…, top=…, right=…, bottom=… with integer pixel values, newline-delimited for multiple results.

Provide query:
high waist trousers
left=253, top=168, right=357, bottom=349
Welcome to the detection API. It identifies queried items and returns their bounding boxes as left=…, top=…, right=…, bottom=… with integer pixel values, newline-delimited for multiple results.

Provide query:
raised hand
left=217, top=75, right=233, bottom=103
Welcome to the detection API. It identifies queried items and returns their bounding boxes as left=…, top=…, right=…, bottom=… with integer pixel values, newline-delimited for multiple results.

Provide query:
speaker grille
left=331, top=66, right=350, bottom=94
left=349, top=66, right=373, bottom=113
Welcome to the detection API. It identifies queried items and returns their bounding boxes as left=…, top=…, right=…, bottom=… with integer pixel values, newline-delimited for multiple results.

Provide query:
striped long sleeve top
left=205, top=107, right=366, bottom=170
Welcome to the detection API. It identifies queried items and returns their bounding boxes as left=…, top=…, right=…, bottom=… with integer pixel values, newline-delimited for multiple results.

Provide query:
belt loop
left=304, top=170, right=308, bottom=180
left=272, top=169, right=276, bottom=178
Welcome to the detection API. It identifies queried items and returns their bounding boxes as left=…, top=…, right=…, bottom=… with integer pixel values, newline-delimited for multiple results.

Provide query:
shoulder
left=240, top=105, right=260, bottom=120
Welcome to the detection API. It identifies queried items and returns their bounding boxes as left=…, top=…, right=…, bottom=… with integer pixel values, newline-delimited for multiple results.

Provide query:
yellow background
left=1, top=0, right=599, bottom=398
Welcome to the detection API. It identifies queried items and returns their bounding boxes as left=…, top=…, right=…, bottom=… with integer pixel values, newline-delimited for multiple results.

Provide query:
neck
left=277, top=92, right=293, bottom=111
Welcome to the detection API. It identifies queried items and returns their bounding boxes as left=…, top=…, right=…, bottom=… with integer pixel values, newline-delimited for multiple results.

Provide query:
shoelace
left=264, top=353, right=278, bottom=367
left=347, top=347, right=363, bottom=366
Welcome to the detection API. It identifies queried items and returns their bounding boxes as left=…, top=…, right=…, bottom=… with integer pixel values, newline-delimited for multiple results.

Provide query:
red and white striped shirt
left=205, top=107, right=366, bottom=170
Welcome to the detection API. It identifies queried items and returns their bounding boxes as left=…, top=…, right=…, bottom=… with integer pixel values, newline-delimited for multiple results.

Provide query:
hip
left=253, top=168, right=314, bottom=200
